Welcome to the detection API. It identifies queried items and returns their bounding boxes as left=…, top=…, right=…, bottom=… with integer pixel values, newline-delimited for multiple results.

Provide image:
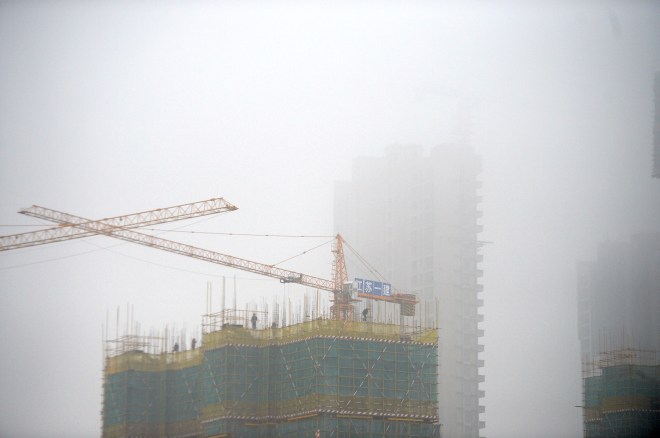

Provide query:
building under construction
left=103, top=309, right=440, bottom=437
left=581, top=349, right=659, bottom=437
left=577, top=235, right=660, bottom=437
left=0, top=198, right=438, bottom=436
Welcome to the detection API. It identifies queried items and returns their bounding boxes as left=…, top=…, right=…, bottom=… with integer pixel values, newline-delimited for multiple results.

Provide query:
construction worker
left=362, top=308, right=369, bottom=322
left=191, top=338, right=197, bottom=350
left=251, top=313, right=258, bottom=329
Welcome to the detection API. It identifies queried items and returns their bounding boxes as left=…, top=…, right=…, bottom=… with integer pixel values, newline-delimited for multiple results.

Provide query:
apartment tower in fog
left=577, top=234, right=660, bottom=361
left=334, top=145, right=485, bottom=438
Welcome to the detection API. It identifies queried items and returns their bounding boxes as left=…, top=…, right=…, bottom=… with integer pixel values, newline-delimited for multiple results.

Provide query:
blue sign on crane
left=353, top=278, right=392, bottom=297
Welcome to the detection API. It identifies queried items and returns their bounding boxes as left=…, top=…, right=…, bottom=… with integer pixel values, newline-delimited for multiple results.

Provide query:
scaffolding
left=581, top=348, right=660, bottom=438
left=103, top=311, right=440, bottom=437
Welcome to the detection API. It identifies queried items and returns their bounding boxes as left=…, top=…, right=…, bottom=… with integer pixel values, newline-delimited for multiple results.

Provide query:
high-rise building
left=577, top=234, right=660, bottom=437
left=334, top=144, right=485, bottom=437
left=577, top=234, right=660, bottom=360
left=653, top=72, right=660, bottom=178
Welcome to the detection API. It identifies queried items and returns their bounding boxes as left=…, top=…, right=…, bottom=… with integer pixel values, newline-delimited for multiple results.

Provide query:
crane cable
left=342, top=239, right=389, bottom=284
left=270, top=237, right=336, bottom=267
left=143, top=229, right=334, bottom=238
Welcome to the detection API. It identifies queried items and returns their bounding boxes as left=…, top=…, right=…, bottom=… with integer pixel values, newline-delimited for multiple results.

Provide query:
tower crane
left=1, top=200, right=417, bottom=319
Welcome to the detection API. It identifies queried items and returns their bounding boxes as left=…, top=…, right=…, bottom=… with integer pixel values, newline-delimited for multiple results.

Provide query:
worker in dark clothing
left=191, top=338, right=197, bottom=350
left=362, top=308, right=369, bottom=322
left=173, top=342, right=179, bottom=353
left=251, top=313, right=258, bottom=329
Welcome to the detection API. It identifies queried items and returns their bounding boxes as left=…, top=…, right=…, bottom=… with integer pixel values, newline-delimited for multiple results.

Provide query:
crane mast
left=330, top=234, right=357, bottom=320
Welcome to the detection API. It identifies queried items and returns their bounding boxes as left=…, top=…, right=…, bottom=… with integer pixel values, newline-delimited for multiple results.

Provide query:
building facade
left=103, top=314, right=440, bottom=437
left=334, top=145, right=485, bottom=437
left=577, top=234, right=660, bottom=361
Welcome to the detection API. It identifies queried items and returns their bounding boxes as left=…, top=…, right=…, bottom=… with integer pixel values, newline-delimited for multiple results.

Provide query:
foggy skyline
left=2, top=1, right=660, bottom=437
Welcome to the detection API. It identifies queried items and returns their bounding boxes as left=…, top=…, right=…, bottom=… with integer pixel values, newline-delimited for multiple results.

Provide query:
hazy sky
left=1, top=1, right=659, bottom=437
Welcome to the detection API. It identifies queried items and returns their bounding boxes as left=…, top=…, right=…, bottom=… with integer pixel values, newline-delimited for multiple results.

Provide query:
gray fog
left=1, top=1, right=659, bottom=437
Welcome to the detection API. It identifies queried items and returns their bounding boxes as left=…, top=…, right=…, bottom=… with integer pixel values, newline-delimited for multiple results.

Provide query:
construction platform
left=103, top=310, right=440, bottom=437
left=582, top=348, right=659, bottom=438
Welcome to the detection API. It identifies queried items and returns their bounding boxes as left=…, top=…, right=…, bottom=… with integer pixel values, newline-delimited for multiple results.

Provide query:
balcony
left=478, top=374, right=485, bottom=383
